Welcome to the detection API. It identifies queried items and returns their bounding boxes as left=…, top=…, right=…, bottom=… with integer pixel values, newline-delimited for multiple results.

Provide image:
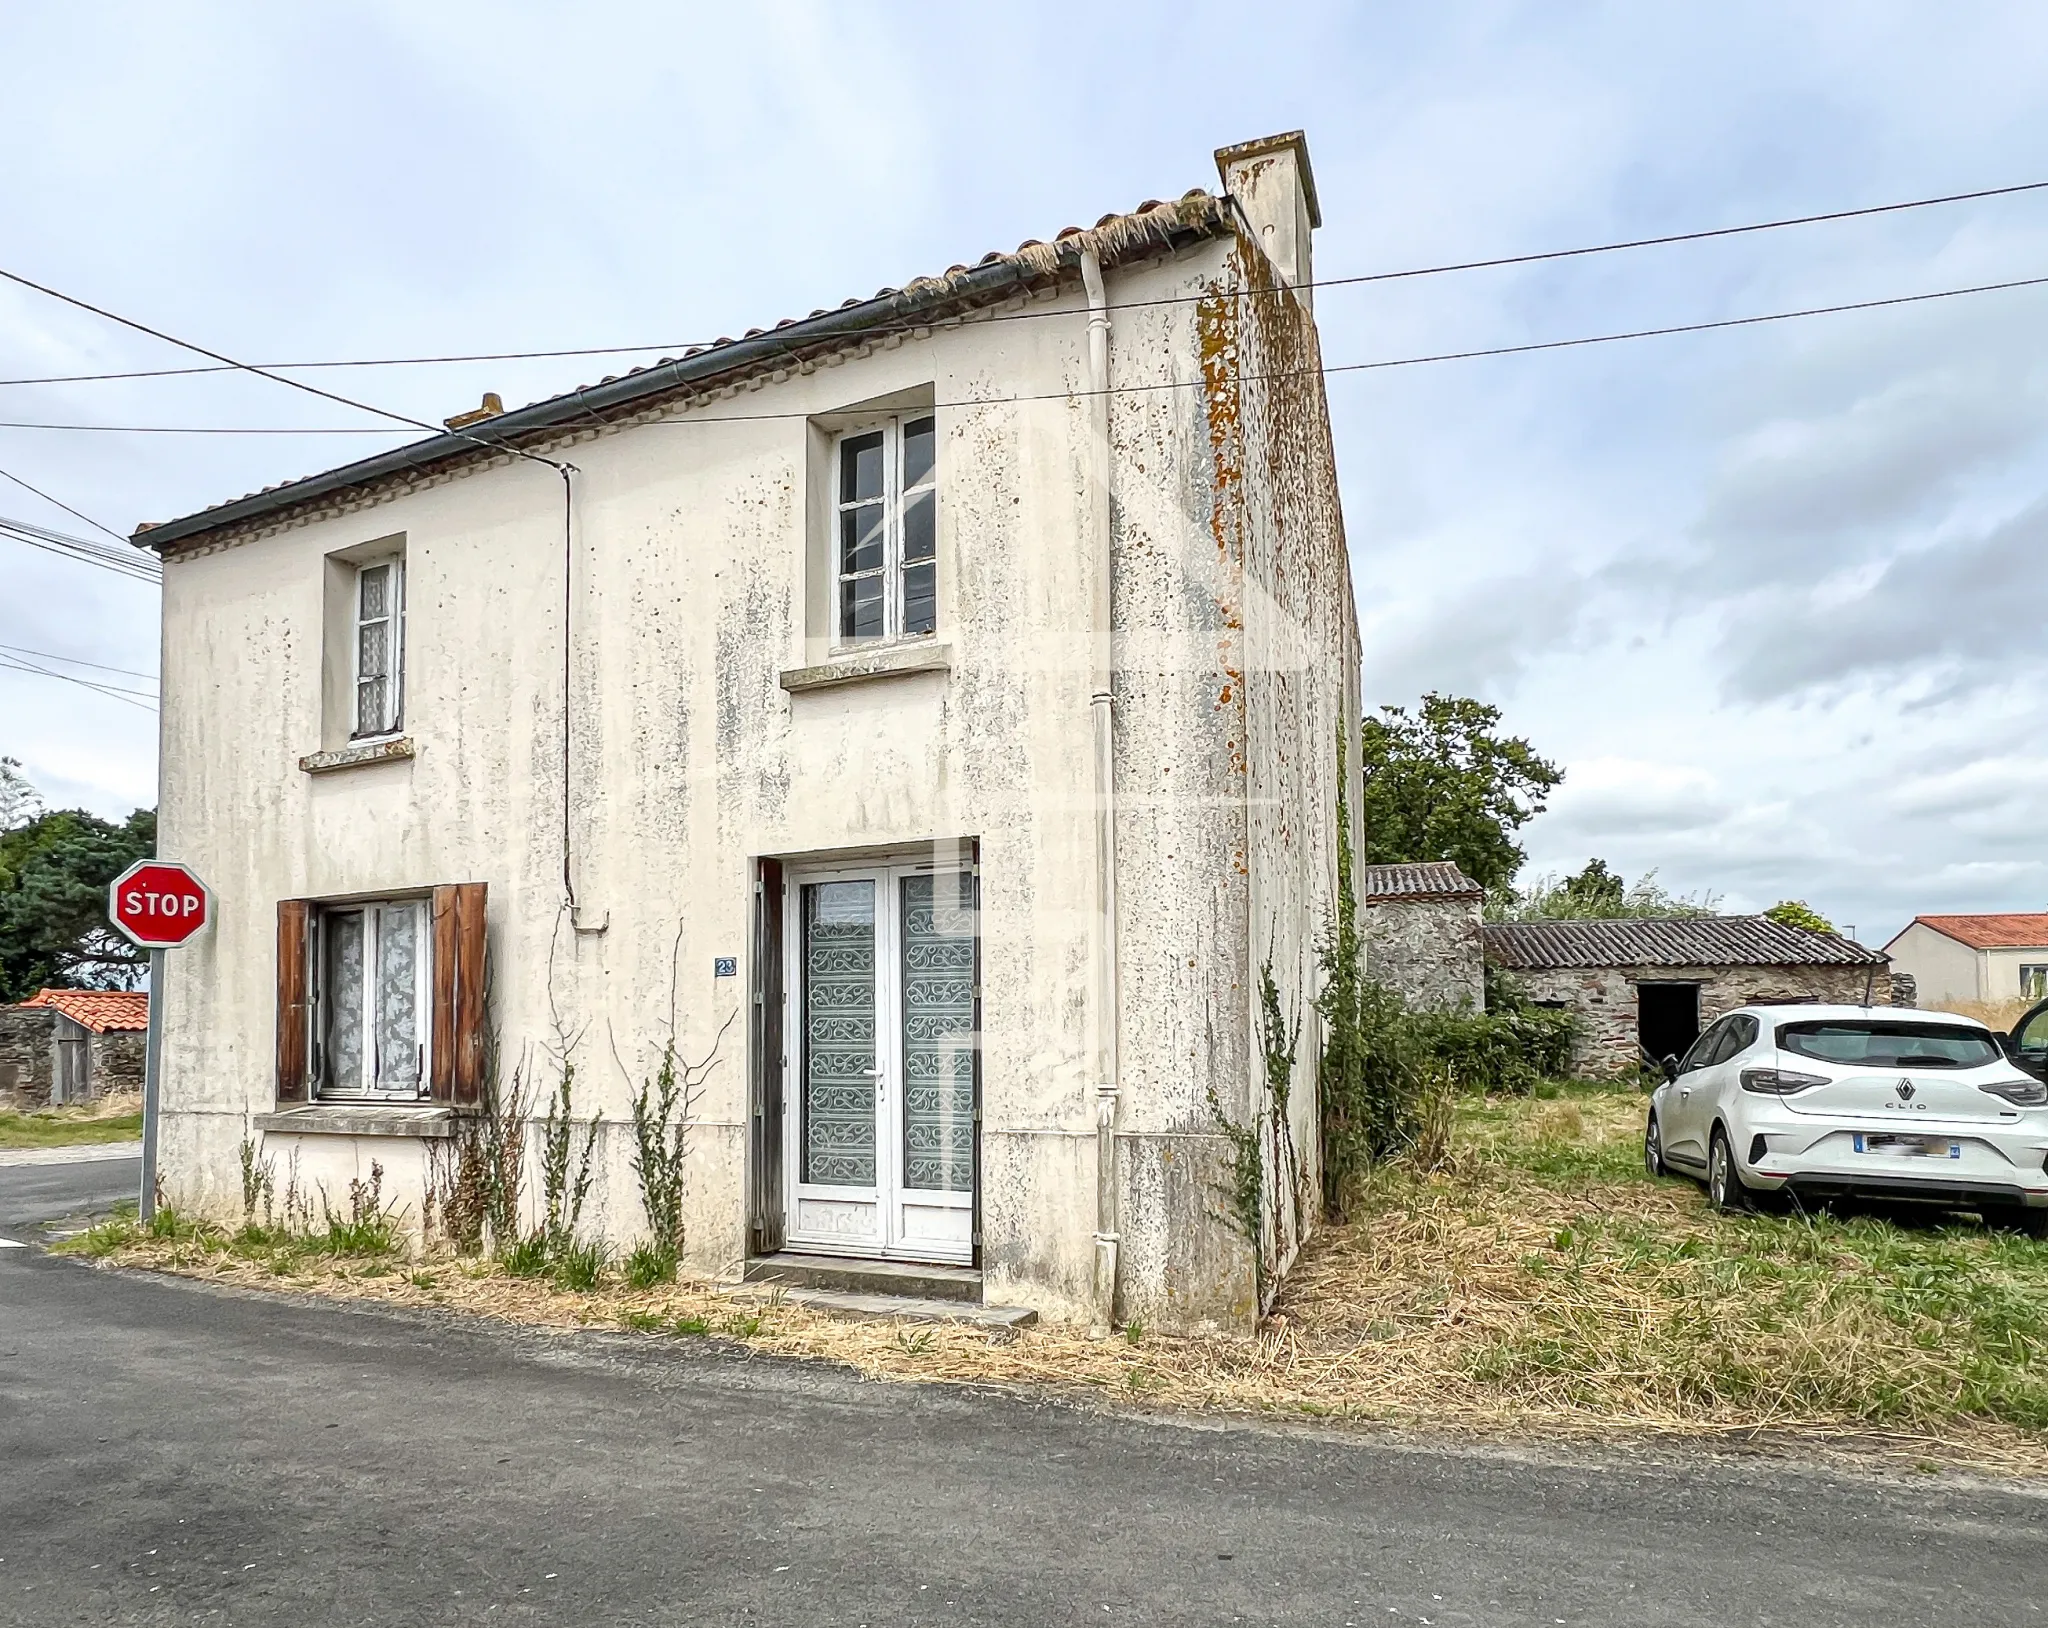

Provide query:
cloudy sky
left=2, top=2, right=2044, bottom=943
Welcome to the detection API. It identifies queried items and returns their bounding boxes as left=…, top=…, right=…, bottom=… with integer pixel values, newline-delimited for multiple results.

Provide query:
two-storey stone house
left=137, top=131, right=1359, bottom=1332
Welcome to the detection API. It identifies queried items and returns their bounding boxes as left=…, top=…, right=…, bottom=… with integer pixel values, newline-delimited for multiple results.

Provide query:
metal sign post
left=107, top=859, right=213, bottom=1226
left=139, top=948, right=165, bottom=1223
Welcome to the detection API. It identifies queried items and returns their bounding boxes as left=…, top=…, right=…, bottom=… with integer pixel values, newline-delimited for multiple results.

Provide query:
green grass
left=1332, top=1078, right=2048, bottom=1433
left=0, top=1107, right=144, bottom=1149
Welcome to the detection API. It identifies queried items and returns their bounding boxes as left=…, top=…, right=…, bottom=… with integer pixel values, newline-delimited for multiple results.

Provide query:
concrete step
left=743, top=1252, right=983, bottom=1304
left=726, top=1282, right=1037, bottom=1330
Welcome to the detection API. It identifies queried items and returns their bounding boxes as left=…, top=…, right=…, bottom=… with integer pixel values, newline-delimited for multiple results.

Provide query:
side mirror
left=1661, top=1054, right=1681, bottom=1083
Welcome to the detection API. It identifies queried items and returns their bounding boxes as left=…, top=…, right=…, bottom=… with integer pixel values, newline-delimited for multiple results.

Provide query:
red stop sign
left=109, top=860, right=212, bottom=949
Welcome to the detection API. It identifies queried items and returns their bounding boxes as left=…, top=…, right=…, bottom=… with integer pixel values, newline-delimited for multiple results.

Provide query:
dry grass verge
left=63, top=1081, right=2048, bottom=1477
left=0, top=1090, right=143, bottom=1149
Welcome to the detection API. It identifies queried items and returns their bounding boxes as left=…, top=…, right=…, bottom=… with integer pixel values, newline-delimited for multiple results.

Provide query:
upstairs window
left=834, top=415, right=936, bottom=644
left=353, top=558, right=405, bottom=737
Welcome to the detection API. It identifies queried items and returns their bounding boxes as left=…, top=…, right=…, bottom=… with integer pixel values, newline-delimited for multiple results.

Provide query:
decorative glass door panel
left=801, top=882, right=878, bottom=1187
left=785, top=863, right=977, bottom=1263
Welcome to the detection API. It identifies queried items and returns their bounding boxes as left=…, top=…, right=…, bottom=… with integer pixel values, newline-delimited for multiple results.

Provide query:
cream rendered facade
left=145, top=134, right=1358, bottom=1333
left=1885, top=919, right=2048, bottom=1008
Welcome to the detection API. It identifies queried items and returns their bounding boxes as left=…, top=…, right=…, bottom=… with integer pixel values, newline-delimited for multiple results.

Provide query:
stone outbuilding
left=1361, top=862, right=1484, bottom=1011
left=1481, top=917, right=1889, bottom=1077
left=0, top=989, right=149, bottom=1106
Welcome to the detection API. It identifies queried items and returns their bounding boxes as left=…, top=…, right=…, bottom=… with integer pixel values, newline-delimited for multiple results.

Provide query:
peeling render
left=152, top=152, right=1359, bottom=1333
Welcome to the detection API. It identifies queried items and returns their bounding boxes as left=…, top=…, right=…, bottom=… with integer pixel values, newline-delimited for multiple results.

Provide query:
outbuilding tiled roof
left=1361, top=862, right=1482, bottom=902
left=1482, top=917, right=1886, bottom=971
left=133, top=190, right=1235, bottom=553
left=1902, top=913, right=2048, bottom=951
left=18, top=988, right=150, bottom=1032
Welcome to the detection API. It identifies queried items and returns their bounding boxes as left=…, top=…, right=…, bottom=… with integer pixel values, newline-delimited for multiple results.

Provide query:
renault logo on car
left=1896, top=1079, right=1916, bottom=1101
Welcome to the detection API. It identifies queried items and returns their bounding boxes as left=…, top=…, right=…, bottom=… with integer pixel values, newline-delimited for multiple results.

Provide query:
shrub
left=1408, top=1004, right=1577, bottom=1096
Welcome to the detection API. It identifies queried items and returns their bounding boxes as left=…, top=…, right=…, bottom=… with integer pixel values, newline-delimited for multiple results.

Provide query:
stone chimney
left=1214, top=131, right=1322, bottom=309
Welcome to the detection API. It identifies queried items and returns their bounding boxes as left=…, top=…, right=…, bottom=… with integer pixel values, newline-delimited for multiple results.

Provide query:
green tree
left=1556, top=858, right=1626, bottom=915
left=0, top=797, right=157, bottom=1002
left=1490, top=859, right=1721, bottom=922
left=1357, top=694, right=1563, bottom=892
left=1764, top=899, right=1835, bottom=934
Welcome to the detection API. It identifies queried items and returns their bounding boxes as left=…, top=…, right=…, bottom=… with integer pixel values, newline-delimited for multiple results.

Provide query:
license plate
left=1853, top=1133, right=1961, bottom=1159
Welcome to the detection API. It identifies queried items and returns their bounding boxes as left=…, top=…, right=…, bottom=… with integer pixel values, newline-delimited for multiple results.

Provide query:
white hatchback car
left=1645, top=1004, right=2048, bottom=1235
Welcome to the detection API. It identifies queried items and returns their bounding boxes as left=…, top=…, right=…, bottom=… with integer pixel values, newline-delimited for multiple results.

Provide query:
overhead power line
left=0, top=651, right=157, bottom=711
left=0, top=265, right=572, bottom=482
left=0, top=462, right=131, bottom=543
left=0, top=270, right=2041, bottom=439
left=1, top=512, right=160, bottom=582
left=0, top=641, right=156, bottom=681
left=2, top=176, right=2043, bottom=389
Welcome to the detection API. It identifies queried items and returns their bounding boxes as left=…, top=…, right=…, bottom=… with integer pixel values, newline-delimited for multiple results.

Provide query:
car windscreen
left=1776, top=1020, right=2001, bottom=1069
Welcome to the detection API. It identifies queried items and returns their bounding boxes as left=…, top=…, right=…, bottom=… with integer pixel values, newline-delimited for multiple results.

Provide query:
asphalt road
left=1, top=1246, right=2043, bottom=1627
left=0, top=1151, right=139, bottom=1235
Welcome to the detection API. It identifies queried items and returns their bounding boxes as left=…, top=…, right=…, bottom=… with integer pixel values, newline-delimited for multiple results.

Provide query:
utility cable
left=3, top=176, right=2044, bottom=389
left=0, top=641, right=156, bottom=681
left=1, top=515, right=161, bottom=583
left=0, top=462, right=131, bottom=543
left=0, top=651, right=157, bottom=710
left=0, top=269, right=2041, bottom=438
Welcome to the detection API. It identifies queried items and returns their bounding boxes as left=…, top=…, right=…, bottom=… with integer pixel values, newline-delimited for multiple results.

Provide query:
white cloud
left=2, top=1, right=2046, bottom=943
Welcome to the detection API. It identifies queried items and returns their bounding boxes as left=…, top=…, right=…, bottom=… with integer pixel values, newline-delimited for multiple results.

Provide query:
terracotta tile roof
left=1482, top=917, right=1886, bottom=971
left=1361, top=862, right=1482, bottom=901
left=17, top=987, right=150, bottom=1032
left=1907, top=913, right=2048, bottom=951
left=135, top=190, right=1234, bottom=552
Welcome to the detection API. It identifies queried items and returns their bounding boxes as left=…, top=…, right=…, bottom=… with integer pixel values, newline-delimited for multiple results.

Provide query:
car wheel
left=1707, top=1128, right=1748, bottom=1214
left=1644, top=1110, right=1668, bottom=1178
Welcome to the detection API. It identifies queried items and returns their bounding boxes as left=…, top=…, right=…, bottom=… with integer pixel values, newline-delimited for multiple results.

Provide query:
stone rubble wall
left=1510, top=963, right=1891, bottom=1078
left=0, top=1006, right=56, bottom=1107
left=90, top=1030, right=147, bottom=1096
left=1364, top=896, right=1485, bottom=1012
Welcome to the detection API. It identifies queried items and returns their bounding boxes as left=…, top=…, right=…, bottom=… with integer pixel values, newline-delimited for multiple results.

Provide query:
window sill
left=255, top=1105, right=457, bottom=1139
left=780, top=641, right=951, bottom=694
left=300, top=737, right=416, bottom=775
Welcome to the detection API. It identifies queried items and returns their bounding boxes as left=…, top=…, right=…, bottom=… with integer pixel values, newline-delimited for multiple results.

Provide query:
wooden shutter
left=275, top=899, right=312, bottom=1102
left=431, top=883, right=488, bottom=1106
left=749, top=858, right=787, bottom=1255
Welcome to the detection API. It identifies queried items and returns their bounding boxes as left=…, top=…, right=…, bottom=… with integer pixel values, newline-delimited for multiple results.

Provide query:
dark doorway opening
left=1637, top=982, right=1701, bottom=1068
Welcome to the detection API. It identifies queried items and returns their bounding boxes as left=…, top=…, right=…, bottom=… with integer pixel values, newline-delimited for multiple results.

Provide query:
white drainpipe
left=1081, top=246, right=1121, bottom=1336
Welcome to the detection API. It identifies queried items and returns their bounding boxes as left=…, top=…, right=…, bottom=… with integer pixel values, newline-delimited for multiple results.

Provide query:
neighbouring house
left=1482, top=917, right=1890, bottom=1077
left=134, top=132, right=1358, bottom=1332
left=1360, top=862, right=1484, bottom=1011
left=1881, top=914, right=2048, bottom=1009
left=0, top=989, right=148, bottom=1107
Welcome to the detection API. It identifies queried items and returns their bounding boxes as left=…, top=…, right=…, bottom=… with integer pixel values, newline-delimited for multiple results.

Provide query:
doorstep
left=737, top=1251, right=1036, bottom=1330
left=724, top=1283, right=1037, bottom=1331
left=744, top=1251, right=984, bottom=1302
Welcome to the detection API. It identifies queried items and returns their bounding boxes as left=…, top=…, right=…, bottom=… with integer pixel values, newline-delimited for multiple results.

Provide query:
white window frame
left=312, top=896, right=432, bottom=1102
left=352, top=556, right=405, bottom=739
left=780, top=856, right=978, bottom=1265
left=830, top=414, right=937, bottom=648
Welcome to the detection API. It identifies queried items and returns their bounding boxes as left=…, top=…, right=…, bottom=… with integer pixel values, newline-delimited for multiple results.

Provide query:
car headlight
left=1740, top=1067, right=1829, bottom=1095
left=1979, top=1076, right=2048, bottom=1107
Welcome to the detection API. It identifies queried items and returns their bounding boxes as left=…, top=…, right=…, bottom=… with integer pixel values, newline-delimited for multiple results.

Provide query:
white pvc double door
left=783, top=863, right=977, bottom=1264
